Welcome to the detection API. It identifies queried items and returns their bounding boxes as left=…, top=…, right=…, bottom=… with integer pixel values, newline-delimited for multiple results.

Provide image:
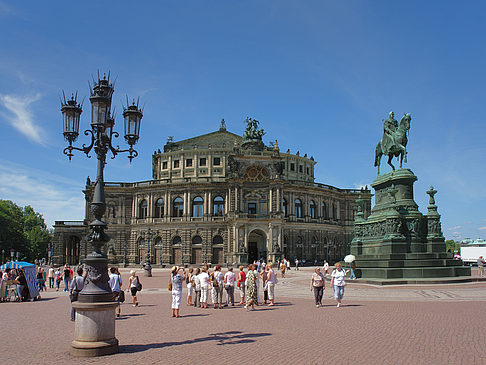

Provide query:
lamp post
left=123, top=242, right=127, bottom=268
left=61, top=72, right=143, bottom=357
left=10, top=249, right=14, bottom=262
left=144, top=228, right=153, bottom=277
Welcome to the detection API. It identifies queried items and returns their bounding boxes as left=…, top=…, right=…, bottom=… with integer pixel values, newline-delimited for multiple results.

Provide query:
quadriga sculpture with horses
left=374, top=112, right=412, bottom=175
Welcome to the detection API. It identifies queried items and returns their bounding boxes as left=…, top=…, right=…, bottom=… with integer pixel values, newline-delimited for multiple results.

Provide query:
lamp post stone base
left=71, top=301, right=119, bottom=357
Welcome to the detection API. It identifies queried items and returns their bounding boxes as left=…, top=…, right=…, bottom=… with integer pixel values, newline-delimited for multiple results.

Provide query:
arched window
left=213, top=196, right=224, bottom=216
left=192, top=235, right=202, bottom=245
left=322, top=202, right=327, bottom=219
left=310, top=200, right=316, bottom=219
left=172, top=197, right=183, bottom=217
left=155, top=198, right=164, bottom=218
left=282, top=198, right=288, bottom=217
left=172, top=236, right=182, bottom=245
left=139, top=199, right=147, bottom=219
left=192, top=196, right=204, bottom=217
left=213, top=235, right=223, bottom=245
left=295, top=198, right=303, bottom=218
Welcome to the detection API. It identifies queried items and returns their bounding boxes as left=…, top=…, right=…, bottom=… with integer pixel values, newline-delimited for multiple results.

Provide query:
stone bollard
left=71, top=302, right=119, bottom=357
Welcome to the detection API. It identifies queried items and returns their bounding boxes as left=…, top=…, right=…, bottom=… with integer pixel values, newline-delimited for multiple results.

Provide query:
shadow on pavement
left=179, top=314, right=210, bottom=318
left=120, top=331, right=272, bottom=353
left=116, top=313, right=146, bottom=320
left=274, top=302, right=293, bottom=307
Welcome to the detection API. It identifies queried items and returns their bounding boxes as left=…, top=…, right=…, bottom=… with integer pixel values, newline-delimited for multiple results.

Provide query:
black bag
left=69, top=291, right=79, bottom=302
left=119, top=290, right=125, bottom=303
left=136, top=276, right=142, bottom=291
left=70, top=278, right=79, bottom=302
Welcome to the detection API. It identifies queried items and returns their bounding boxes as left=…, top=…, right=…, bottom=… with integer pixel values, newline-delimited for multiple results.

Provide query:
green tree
left=0, top=200, right=52, bottom=261
left=0, top=200, right=28, bottom=258
left=445, top=239, right=460, bottom=254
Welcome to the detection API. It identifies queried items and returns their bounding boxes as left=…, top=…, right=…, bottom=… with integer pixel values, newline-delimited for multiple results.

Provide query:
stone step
left=355, top=259, right=463, bottom=268
left=356, top=266, right=471, bottom=279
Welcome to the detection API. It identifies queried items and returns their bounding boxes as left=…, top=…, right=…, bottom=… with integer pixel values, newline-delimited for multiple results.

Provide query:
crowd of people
left=1, top=258, right=353, bottom=315
left=168, top=262, right=278, bottom=317
left=0, top=268, right=29, bottom=302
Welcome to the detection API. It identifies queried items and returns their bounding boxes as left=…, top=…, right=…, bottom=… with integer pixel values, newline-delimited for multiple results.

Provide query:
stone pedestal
left=351, top=169, right=470, bottom=283
left=71, top=302, right=119, bottom=357
left=144, top=263, right=152, bottom=277
left=235, top=253, right=248, bottom=266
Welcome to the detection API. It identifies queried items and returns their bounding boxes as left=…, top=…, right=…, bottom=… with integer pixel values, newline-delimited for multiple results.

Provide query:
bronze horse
left=374, top=113, right=411, bottom=175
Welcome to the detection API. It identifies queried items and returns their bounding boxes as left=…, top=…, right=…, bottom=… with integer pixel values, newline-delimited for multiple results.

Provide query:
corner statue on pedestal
left=350, top=111, right=471, bottom=283
left=374, top=112, right=411, bottom=175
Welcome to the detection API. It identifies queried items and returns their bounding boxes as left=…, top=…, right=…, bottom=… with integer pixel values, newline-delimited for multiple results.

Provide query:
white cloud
left=0, top=1, right=14, bottom=16
left=448, top=225, right=462, bottom=231
left=0, top=161, right=85, bottom=228
left=0, top=93, right=45, bottom=145
left=479, top=227, right=486, bottom=231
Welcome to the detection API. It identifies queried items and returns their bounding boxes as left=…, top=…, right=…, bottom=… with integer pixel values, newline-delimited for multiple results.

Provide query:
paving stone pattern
left=1, top=267, right=485, bottom=364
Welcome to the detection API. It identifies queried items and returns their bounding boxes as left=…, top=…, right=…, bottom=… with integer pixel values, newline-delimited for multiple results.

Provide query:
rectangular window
left=248, top=203, right=257, bottom=215
left=299, top=165, right=303, bottom=173
left=162, top=161, right=168, bottom=169
left=213, top=157, right=221, bottom=166
left=173, top=160, right=180, bottom=168
left=186, top=158, right=192, bottom=167
left=290, top=163, right=295, bottom=171
left=306, top=167, right=310, bottom=175
left=199, top=158, right=207, bottom=166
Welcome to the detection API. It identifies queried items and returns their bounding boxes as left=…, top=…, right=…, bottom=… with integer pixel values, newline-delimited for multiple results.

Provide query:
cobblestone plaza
left=2, top=267, right=485, bottom=364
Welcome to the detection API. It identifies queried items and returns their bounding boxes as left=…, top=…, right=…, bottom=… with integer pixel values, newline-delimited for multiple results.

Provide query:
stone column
left=164, top=191, right=169, bottom=218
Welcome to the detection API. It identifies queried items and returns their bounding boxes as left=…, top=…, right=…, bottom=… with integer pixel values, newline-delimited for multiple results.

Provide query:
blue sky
left=0, top=1, right=485, bottom=241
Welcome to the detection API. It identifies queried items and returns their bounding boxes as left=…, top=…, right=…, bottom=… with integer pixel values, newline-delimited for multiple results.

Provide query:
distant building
left=53, top=120, right=371, bottom=266
left=460, top=238, right=486, bottom=246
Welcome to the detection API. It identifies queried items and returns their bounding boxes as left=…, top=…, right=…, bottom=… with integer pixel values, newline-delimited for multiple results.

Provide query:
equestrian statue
left=374, top=112, right=412, bottom=175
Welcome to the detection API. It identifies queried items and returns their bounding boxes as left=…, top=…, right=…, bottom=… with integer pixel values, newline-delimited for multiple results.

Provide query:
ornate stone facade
left=53, top=121, right=371, bottom=266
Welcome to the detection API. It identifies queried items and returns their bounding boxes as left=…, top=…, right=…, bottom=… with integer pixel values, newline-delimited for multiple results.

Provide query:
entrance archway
left=248, top=229, right=267, bottom=263
left=64, top=236, right=80, bottom=265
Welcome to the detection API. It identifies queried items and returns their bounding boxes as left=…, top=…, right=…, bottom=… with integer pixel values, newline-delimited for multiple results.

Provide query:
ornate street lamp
left=61, top=72, right=143, bottom=357
left=144, top=228, right=153, bottom=277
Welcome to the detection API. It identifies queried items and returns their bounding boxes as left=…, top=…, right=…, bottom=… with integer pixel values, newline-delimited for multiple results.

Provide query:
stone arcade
left=53, top=119, right=371, bottom=266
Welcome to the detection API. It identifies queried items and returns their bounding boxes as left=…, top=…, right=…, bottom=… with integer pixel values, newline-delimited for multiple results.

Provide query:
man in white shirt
left=322, top=260, right=330, bottom=274
left=224, top=267, right=236, bottom=306
left=109, top=267, right=122, bottom=317
left=198, top=267, right=210, bottom=308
